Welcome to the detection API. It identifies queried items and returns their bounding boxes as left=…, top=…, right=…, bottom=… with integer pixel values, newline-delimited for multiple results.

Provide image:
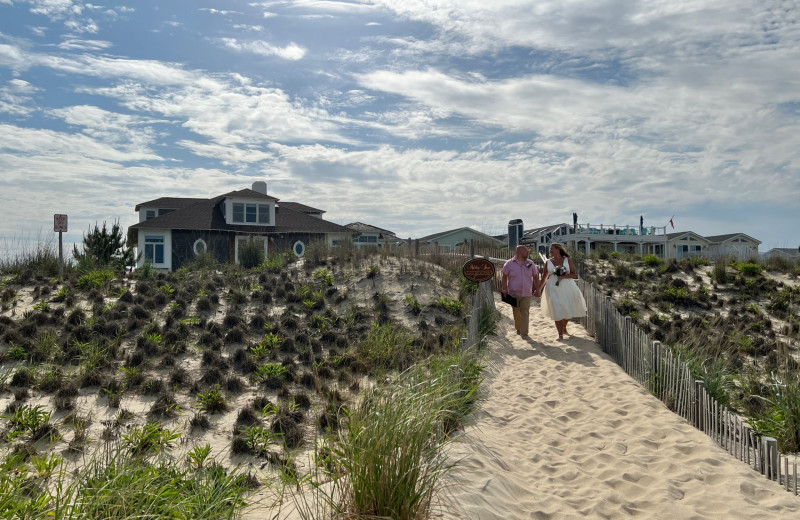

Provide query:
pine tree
left=73, top=220, right=137, bottom=271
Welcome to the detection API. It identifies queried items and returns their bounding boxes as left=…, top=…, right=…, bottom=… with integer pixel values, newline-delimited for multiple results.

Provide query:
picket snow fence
left=577, top=279, right=799, bottom=495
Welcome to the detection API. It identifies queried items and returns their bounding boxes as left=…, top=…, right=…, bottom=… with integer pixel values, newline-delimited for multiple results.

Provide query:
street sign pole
left=59, top=231, right=63, bottom=278
left=54, top=214, right=68, bottom=278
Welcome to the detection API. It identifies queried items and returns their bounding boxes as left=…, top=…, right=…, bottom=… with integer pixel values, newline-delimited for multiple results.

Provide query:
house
left=127, top=181, right=353, bottom=271
left=762, top=248, right=800, bottom=261
left=704, top=233, right=760, bottom=261
left=345, top=222, right=398, bottom=248
left=417, top=227, right=504, bottom=249
left=665, top=231, right=711, bottom=260
left=519, top=222, right=669, bottom=257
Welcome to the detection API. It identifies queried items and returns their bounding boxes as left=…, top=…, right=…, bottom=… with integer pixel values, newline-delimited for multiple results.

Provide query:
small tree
left=73, top=220, right=136, bottom=272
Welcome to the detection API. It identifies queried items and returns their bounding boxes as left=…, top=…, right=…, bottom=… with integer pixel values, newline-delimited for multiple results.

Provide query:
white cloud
left=287, top=0, right=379, bottom=14
left=218, top=38, right=307, bottom=60
left=57, top=38, right=112, bottom=50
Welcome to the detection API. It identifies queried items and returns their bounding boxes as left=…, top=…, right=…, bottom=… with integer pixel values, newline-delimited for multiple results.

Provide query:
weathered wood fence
left=403, top=246, right=799, bottom=495
left=577, top=279, right=799, bottom=496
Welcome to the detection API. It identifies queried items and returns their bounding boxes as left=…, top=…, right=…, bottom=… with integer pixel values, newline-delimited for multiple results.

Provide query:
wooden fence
left=399, top=245, right=798, bottom=495
left=578, top=279, right=799, bottom=495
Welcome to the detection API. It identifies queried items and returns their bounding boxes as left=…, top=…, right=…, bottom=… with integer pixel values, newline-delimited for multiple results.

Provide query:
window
left=258, top=204, right=270, bottom=224
left=158, top=208, right=174, bottom=216
left=293, top=241, right=306, bottom=257
left=144, top=236, right=164, bottom=264
left=232, top=203, right=244, bottom=223
left=231, top=201, right=271, bottom=225
left=145, top=210, right=156, bottom=220
left=193, top=239, right=207, bottom=255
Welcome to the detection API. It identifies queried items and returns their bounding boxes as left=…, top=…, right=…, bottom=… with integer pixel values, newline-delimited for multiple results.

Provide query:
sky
left=1, top=0, right=799, bottom=257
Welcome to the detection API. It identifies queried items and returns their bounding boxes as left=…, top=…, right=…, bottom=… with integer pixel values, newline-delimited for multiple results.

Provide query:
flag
left=669, top=215, right=675, bottom=229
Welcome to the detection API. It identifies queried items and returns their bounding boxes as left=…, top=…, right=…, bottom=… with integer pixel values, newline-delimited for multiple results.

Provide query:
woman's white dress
left=541, top=258, right=587, bottom=321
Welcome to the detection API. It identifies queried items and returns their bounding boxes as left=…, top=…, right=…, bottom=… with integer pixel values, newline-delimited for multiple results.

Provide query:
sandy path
left=442, top=295, right=800, bottom=519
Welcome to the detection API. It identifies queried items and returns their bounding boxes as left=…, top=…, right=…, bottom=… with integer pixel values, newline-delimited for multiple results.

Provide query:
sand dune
left=442, top=295, right=800, bottom=519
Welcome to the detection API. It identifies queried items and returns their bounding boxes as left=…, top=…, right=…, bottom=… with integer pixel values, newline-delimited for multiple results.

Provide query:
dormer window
left=231, top=201, right=272, bottom=225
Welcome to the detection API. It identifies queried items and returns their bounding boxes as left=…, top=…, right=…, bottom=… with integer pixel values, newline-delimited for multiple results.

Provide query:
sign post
left=54, top=214, right=68, bottom=278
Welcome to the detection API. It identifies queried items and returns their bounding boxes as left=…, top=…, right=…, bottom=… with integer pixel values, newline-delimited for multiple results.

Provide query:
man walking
left=501, top=245, right=541, bottom=339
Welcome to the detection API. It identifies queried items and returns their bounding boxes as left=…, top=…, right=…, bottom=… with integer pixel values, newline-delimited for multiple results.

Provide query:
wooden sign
left=54, top=214, right=68, bottom=232
left=462, top=258, right=496, bottom=283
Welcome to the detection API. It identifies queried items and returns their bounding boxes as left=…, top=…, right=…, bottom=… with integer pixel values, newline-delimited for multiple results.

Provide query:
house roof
left=345, top=222, right=396, bottom=236
left=665, top=231, right=711, bottom=243
left=765, top=248, right=800, bottom=257
left=134, top=197, right=206, bottom=212
left=128, top=190, right=351, bottom=243
left=279, top=201, right=325, bottom=214
left=215, top=188, right=279, bottom=202
left=417, top=227, right=502, bottom=244
left=705, top=233, right=761, bottom=245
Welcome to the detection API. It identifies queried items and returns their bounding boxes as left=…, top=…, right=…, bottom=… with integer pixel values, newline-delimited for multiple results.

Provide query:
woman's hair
left=550, top=242, right=570, bottom=258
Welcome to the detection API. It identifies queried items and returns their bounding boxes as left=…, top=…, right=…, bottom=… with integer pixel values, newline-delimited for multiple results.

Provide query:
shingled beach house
left=127, top=182, right=353, bottom=271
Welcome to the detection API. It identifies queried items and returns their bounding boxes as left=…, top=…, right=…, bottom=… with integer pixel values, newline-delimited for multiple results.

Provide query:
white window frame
left=227, top=198, right=274, bottom=226
left=293, top=241, right=306, bottom=257
left=193, top=239, right=207, bottom=256
left=143, top=234, right=166, bottom=266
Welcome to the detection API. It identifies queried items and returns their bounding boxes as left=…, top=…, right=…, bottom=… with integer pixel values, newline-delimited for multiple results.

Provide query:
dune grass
left=291, top=345, right=486, bottom=519
left=0, top=444, right=250, bottom=520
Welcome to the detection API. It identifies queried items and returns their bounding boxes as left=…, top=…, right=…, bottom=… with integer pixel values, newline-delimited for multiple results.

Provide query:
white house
left=345, top=222, right=398, bottom=248
left=417, top=227, right=504, bottom=249
left=665, top=231, right=711, bottom=260
left=704, top=233, right=760, bottom=261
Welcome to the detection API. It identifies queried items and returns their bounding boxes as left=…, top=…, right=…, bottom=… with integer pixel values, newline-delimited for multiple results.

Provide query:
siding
left=171, top=230, right=231, bottom=270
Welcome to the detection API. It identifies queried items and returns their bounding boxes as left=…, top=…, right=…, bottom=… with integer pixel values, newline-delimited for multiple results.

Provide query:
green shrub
left=712, top=261, right=729, bottom=284
left=735, top=262, right=762, bottom=276
left=642, top=254, right=661, bottom=267
left=404, top=294, right=421, bottom=315
left=434, top=296, right=464, bottom=316
left=312, top=268, right=334, bottom=285
left=197, top=385, right=227, bottom=413
left=238, top=239, right=265, bottom=269
left=76, top=269, right=115, bottom=290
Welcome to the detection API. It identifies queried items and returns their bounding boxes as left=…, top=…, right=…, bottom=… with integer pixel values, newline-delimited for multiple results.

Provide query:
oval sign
left=462, top=258, right=496, bottom=283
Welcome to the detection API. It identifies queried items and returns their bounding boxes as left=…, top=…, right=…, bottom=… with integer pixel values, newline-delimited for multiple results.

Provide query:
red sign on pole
left=54, top=214, right=68, bottom=232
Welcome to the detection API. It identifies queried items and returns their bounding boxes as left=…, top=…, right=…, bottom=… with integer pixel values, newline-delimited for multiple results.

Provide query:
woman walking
left=540, top=243, right=587, bottom=340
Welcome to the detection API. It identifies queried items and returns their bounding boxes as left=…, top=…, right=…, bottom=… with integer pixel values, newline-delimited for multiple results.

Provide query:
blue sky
left=1, top=0, right=799, bottom=255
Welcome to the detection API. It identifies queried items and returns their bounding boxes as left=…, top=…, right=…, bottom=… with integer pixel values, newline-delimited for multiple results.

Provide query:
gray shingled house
left=127, top=181, right=353, bottom=271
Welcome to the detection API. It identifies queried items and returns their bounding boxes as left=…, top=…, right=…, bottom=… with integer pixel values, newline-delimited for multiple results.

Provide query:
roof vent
left=252, top=181, right=267, bottom=195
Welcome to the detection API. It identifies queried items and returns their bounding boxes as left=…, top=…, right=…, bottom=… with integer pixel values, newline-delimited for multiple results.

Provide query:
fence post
left=763, top=437, right=778, bottom=480
left=694, top=380, right=705, bottom=430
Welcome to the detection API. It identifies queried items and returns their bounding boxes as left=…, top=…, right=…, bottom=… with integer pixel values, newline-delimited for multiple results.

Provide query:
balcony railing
left=570, top=224, right=668, bottom=237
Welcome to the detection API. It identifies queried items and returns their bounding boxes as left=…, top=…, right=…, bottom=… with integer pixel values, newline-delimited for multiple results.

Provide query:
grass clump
left=356, top=322, right=416, bottom=371
left=751, top=370, right=800, bottom=453
left=293, top=348, right=484, bottom=519
left=434, top=296, right=464, bottom=316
